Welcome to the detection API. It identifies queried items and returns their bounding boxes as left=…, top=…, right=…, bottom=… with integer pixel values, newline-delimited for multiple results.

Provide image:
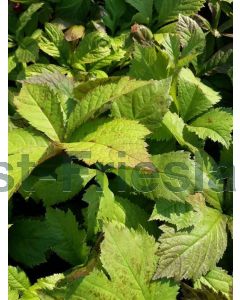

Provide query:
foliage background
left=8, top=0, right=233, bottom=299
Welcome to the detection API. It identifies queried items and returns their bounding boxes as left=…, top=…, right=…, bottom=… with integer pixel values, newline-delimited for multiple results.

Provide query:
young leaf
left=153, top=198, right=228, bottom=281
left=177, top=68, right=221, bottom=121
left=64, top=119, right=151, bottom=168
left=65, top=222, right=179, bottom=299
left=14, top=84, right=65, bottom=141
left=187, top=108, right=233, bottom=148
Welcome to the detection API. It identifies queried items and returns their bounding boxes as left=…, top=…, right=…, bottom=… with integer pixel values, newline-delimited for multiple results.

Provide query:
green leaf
left=23, top=72, right=76, bottom=120
left=161, top=111, right=197, bottom=151
left=16, top=37, right=39, bottom=63
left=45, top=208, right=89, bottom=265
left=14, top=84, right=65, bottom=141
left=129, top=45, right=171, bottom=80
left=126, top=0, right=153, bottom=20
left=111, top=78, right=171, bottom=130
left=24, top=64, right=70, bottom=78
left=8, top=266, right=31, bottom=293
left=153, top=197, right=228, bottom=280
left=114, top=151, right=196, bottom=202
left=177, top=68, right=221, bottom=121
left=103, top=0, right=127, bottom=34
left=65, top=222, right=179, bottom=299
left=66, top=77, right=156, bottom=138
left=8, top=54, right=17, bottom=73
left=64, top=118, right=151, bottom=168
left=20, top=161, right=96, bottom=206
left=72, top=32, right=111, bottom=67
left=16, top=3, right=44, bottom=40
left=187, top=108, right=233, bottom=148
left=150, top=198, right=195, bottom=230
left=55, top=0, right=91, bottom=23
left=154, top=0, right=206, bottom=26
left=8, top=128, right=56, bottom=199
left=83, top=173, right=125, bottom=239
left=181, top=283, right=228, bottom=300
left=199, top=46, right=233, bottom=76
left=194, top=267, right=233, bottom=300
left=177, top=15, right=205, bottom=58
left=195, top=151, right=224, bottom=211
left=22, top=273, right=65, bottom=300
left=83, top=172, right=155, bottom=239
left=38, top=23, right=70, bottom=61
left=9, top=220, right=53, bottom=267
left=8, top=288, right=19, bottom=300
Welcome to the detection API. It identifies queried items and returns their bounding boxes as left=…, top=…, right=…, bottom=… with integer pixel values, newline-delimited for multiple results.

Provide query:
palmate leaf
left=194, top=267, right=233, bottom=300
left=154, top=0, right=206, bottom=26
left=14, top=83, right=65, bottom=141
left=8, top=128, right=58, bottom=199
left=65, top=222, right=179, bottom=300
left=177, top=68, right=221, bottom=121
left=187, top=108, right=233, bottom=148
left=64, top=118, right=151, bottom=168
left=66, top=77, right=151, bottom=138
left=153, top=195, right=228, bottom=281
